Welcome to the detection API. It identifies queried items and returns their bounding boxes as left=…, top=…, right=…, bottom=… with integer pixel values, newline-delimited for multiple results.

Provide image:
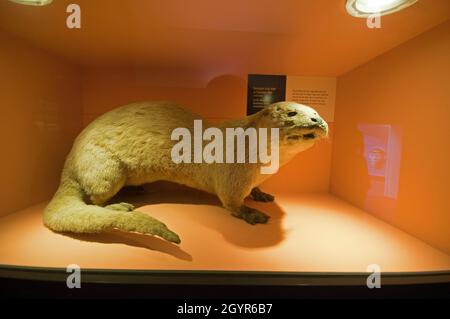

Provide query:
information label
left=286, top=76, right=336, bottom=122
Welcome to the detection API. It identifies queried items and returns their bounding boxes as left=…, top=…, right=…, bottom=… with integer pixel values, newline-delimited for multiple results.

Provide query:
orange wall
left=81, top=67, right=333, bottom=193
left=331, top=21, right=450, bottom=254
left=0, top=29, right=82, bottom=217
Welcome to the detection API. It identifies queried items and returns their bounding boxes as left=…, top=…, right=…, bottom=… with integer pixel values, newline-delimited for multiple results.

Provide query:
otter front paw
left=250, top=187, right=275, bottom=202
left=105, top=202, right=135, bottom=212
left=232, top=206, right=270, bottom=225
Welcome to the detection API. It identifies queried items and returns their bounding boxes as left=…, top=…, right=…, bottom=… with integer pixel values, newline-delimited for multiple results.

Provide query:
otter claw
left=151, top=223, right=181, bottom=243
left=233, top=206, right=270, bottom=225
left=251, top=187, right=275, bottom=202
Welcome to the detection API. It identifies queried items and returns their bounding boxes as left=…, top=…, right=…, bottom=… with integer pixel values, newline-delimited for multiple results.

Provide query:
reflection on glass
left=358, top=124, right=402, bottom=217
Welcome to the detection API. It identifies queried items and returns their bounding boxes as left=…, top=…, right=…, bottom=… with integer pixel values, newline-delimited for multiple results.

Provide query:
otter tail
left=43, top=177, right=181, bottom=243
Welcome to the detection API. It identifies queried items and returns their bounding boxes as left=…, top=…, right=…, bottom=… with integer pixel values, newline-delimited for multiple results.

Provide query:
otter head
left=258, top=101, right=328, bottom=148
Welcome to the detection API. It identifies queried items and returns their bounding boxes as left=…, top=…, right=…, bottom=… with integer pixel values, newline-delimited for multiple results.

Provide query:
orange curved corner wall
left=0, top=30, right=82, bottom=216
left=331, top=20, right=450, bottom=255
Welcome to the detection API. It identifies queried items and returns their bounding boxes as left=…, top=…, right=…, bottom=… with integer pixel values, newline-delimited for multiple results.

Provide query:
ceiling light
left=7, top=0, right=53, bottom=6
left=346, top=0, right=418, bottom=17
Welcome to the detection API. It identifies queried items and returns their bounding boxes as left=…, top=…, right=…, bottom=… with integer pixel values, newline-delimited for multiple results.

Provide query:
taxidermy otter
left=43, top=101, right=328, bottom=244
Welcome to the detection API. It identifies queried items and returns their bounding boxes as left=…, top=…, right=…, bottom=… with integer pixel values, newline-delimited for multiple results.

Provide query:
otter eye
left=287, top=111, right=297, bottom=117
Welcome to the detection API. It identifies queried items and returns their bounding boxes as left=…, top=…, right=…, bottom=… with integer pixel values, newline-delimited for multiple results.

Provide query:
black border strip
left=0, top=264, right=449, bottom=286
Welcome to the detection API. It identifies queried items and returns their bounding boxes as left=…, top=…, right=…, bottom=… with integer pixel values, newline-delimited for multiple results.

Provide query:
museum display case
left=0, top=0, right=449, bottom=297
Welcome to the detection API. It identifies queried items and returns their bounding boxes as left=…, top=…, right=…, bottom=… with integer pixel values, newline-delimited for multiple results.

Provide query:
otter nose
left=311, top=117, right=321, bottom=123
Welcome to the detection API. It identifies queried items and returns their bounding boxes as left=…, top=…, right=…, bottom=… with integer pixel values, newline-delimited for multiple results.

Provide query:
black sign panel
left=247, top=74, right=286, bottom=115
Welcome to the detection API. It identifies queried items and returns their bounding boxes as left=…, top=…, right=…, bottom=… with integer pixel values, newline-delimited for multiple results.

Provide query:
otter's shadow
left=112, top=182, right=287, bottom=249
left=62, top=229, right=192, bottom=261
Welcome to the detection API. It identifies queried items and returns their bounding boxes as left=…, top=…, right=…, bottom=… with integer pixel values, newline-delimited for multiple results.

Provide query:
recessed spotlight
left=7, top=0, right=53, bottom=6
left=346, top=0, right=418, bottom=17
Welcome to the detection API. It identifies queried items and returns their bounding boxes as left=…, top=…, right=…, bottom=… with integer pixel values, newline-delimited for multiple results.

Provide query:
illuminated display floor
left=0, top=187, right=449, bottom=273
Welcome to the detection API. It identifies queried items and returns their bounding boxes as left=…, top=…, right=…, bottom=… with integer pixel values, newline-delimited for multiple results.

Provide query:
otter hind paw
left=113, top=210, right=181, bottom=244
left=250, top=187, right=275, bottom=202
left=105, top=202, right=135, bottom=212
left=233, top=206, right=270, bottom=225
left=135, top=215, right=181, bottom=244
